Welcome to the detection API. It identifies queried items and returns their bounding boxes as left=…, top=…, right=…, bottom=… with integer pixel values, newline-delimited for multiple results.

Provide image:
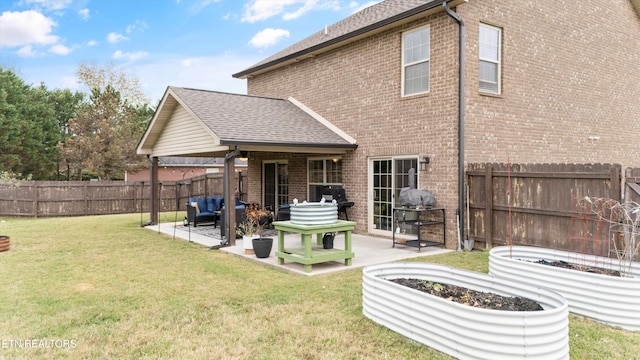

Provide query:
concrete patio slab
left=146, top=222, right=452, bottom=276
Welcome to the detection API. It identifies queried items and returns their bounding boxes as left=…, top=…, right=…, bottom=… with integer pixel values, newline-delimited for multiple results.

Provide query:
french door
left=262, top=161, right=288, bottom=210
left=369, top=157, right=418, bottom=235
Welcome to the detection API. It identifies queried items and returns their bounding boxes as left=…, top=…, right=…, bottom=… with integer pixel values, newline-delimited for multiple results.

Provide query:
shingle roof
left=169, top=87, right=356, bottom=148
left=233, top=0, right=445, bottom=78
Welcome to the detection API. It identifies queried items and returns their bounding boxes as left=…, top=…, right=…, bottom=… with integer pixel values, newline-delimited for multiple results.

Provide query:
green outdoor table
left=273, top=220, right=356, bottom=273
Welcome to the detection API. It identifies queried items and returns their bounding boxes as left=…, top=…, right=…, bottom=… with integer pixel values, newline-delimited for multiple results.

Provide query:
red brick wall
left=245, top=1, right=640, bottom=246
left=459, top=0, right=640, bottom=166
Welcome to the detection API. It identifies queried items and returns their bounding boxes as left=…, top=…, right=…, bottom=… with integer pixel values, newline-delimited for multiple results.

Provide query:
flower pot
left=490, top=245, right=640, bottom=331
left=0, top=235, right=9, bottom=252
left=242, top=235, right=258, bottom=255
left=363, top=262, right=569, bottom=360
left=252, top=237, right=273, bottom=258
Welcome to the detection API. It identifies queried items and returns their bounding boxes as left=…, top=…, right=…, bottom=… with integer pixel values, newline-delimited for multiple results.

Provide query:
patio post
left=224, top=147, right=240, bottom=246
left=150, top=156, right=159, bottom=225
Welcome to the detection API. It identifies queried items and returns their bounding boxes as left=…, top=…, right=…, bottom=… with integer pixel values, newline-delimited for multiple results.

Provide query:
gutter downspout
left=443, top=1, right=465, bottom=251
left=224, top=146, right=241, bottom=245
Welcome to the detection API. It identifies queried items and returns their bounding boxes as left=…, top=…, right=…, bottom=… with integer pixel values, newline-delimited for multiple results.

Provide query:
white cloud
left=186, top=0, right=222, bottom=14
left=87, top=39, right=98, bottom=46
left=49, top=44, right=71, bottom=55
left=181, top=58, right=194, bottom=67
left=349, top=1, right=381, bottom=14
left=242, top=0, right=302, bottom=23
left=0, top=10, right=58, bottom=47
left=242, top=0, right=342, bottom=22
left=78, top=8, right=89, bottom=20
left=22, top=0, right=72, bottom=11
left=249, top=28, right=290, bottom=48
left=107, top=32, right=128, bottom=43
left=125, top=20, right=148, bottom=34
left=17, top=45, right=38, bottom=57
left=113, top=50, right=149, bottom=61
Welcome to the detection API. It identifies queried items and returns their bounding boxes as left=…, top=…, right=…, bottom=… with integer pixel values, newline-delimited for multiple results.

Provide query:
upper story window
left=402, top=25, right=430, bottom=96
left=479, top=23, right=502, bottom=94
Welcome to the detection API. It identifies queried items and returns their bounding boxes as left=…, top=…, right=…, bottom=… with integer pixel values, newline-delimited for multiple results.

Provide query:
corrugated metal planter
left=362, top=263, right=569, bottom=360
left=0, top=235, right=9, bottom=252
left=490, top=246, right=640, bottom=331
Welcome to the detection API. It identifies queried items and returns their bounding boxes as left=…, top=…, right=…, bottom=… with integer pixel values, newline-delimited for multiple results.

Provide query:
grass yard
left=1, top=213, right=639, bottom=359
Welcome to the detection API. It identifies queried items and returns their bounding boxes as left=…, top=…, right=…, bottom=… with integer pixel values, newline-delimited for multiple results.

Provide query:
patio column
left=150, top=156, right=159, bottom=225
left=224, top=147, right=240, bottom=246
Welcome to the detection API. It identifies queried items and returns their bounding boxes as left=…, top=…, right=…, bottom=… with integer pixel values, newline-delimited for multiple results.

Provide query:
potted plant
left=244, top=204, right=273, bottom=258
left=238, top=213, right=259, bottom=255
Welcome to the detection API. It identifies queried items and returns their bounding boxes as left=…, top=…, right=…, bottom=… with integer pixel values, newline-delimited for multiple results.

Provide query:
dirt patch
left=389, top=278, right=543, bottom=311
left=532, top=259, right=621, bottom=277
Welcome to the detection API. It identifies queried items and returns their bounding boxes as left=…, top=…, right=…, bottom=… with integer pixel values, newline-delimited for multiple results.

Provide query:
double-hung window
left=308, top=158, right=343, bottom=201
left=402, top=25, right=430, bottom=96
left=479, top=23, right=502, bottom=94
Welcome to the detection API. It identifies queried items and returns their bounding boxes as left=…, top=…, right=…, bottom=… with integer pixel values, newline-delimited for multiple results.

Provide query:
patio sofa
left=186, top=196, right=223, bottom=227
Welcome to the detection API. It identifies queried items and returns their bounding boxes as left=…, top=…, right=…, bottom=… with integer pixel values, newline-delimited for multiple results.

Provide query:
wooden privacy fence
left=0, top=172, right=246, bottom=218
left=466, top=163, right=623, bottom=255
left=625, top=167, right=640, bottom=204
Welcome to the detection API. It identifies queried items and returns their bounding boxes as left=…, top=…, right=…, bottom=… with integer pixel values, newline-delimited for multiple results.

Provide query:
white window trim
left=307, top=157, right=343, bottom=200
left=401, top=25, right=430, bottom=97
left=479, top=23, right=502, bottom=95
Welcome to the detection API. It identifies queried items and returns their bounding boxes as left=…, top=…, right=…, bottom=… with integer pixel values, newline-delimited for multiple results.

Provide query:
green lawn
left=0, top=214, right=638, bottom=359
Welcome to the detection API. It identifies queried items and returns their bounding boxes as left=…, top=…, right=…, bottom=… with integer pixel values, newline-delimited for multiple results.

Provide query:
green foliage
left=0, top=69, right=57, bottom=179
left=56, top=63, right=153, bottom=180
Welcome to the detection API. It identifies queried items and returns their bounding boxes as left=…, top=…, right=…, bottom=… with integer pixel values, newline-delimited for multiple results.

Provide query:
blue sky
left=0, top=0, right=379, bottom=103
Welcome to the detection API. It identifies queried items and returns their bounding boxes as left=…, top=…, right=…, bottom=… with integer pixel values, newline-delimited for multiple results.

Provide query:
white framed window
left=402, top=25, right=430, bottom=96
left=308, top=157, right=343, bottom=201
left=479, top=23, right=502, bottom=94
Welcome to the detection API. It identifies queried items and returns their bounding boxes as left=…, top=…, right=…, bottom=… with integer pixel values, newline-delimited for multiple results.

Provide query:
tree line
left=0, top=63, right=155, bottom=181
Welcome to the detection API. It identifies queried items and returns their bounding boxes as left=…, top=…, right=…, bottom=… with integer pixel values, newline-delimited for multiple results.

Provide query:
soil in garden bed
left=532, top=259, right=621, bottom=277
left=390, top=278, right=543, bottom=311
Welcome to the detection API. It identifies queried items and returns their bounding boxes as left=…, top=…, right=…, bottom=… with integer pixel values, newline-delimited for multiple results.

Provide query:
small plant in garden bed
left=533, top=259, right=621, bottom=277
left=389, top=278, right=543, bottom=311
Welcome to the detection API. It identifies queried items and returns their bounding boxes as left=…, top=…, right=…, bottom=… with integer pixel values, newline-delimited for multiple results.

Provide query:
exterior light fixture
left=419, top=156, right=431, bottom=171
left=239, top=151, right=249, bottom=161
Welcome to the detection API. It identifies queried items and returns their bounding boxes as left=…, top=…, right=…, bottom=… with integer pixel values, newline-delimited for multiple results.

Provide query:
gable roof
left=137, top=86, right=357, bottom=157
left=233, top=0, right=465, bottom=79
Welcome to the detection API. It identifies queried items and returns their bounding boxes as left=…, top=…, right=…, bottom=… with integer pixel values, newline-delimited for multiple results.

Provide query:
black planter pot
left=252, top=237, right=273, bottom=258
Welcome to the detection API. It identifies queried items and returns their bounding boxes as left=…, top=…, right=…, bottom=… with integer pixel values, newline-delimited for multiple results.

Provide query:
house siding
left=245, top=0, right=640, bottom=246
left=153, top=106, right=222, bottom=157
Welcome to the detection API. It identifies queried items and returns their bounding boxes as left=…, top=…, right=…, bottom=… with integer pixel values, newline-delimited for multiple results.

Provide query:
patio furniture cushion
left=187, top=196, right=223, bottom=227
left=207, top=196, right=223, bottom=213
left=194, top=197, right=207, bottom=214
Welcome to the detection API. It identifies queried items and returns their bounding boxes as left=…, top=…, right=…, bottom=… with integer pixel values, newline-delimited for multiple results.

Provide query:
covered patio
left=136, top=86, right=358, bottom=244
left=147, top=221, right=451, bottom=276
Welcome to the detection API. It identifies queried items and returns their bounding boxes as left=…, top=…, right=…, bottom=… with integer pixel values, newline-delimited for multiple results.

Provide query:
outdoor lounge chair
left=186, top=196, right=223, bottom=227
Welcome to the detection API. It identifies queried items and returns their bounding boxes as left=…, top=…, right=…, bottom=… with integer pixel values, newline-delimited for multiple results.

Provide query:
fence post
left=611, top=165, right=621, bottom=201
left=484, top=165, right=493, bottom=248
left=33, top=184, right=38, bottom=218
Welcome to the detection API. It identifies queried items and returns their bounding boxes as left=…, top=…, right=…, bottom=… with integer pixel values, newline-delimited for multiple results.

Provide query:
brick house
left=138, top=0, right=640, bottom=247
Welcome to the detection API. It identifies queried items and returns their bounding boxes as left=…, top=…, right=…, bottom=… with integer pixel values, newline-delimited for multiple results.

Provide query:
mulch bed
left=390, top=278, right=543, bottom=311
left=532, top=259, right=621, bottom=277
